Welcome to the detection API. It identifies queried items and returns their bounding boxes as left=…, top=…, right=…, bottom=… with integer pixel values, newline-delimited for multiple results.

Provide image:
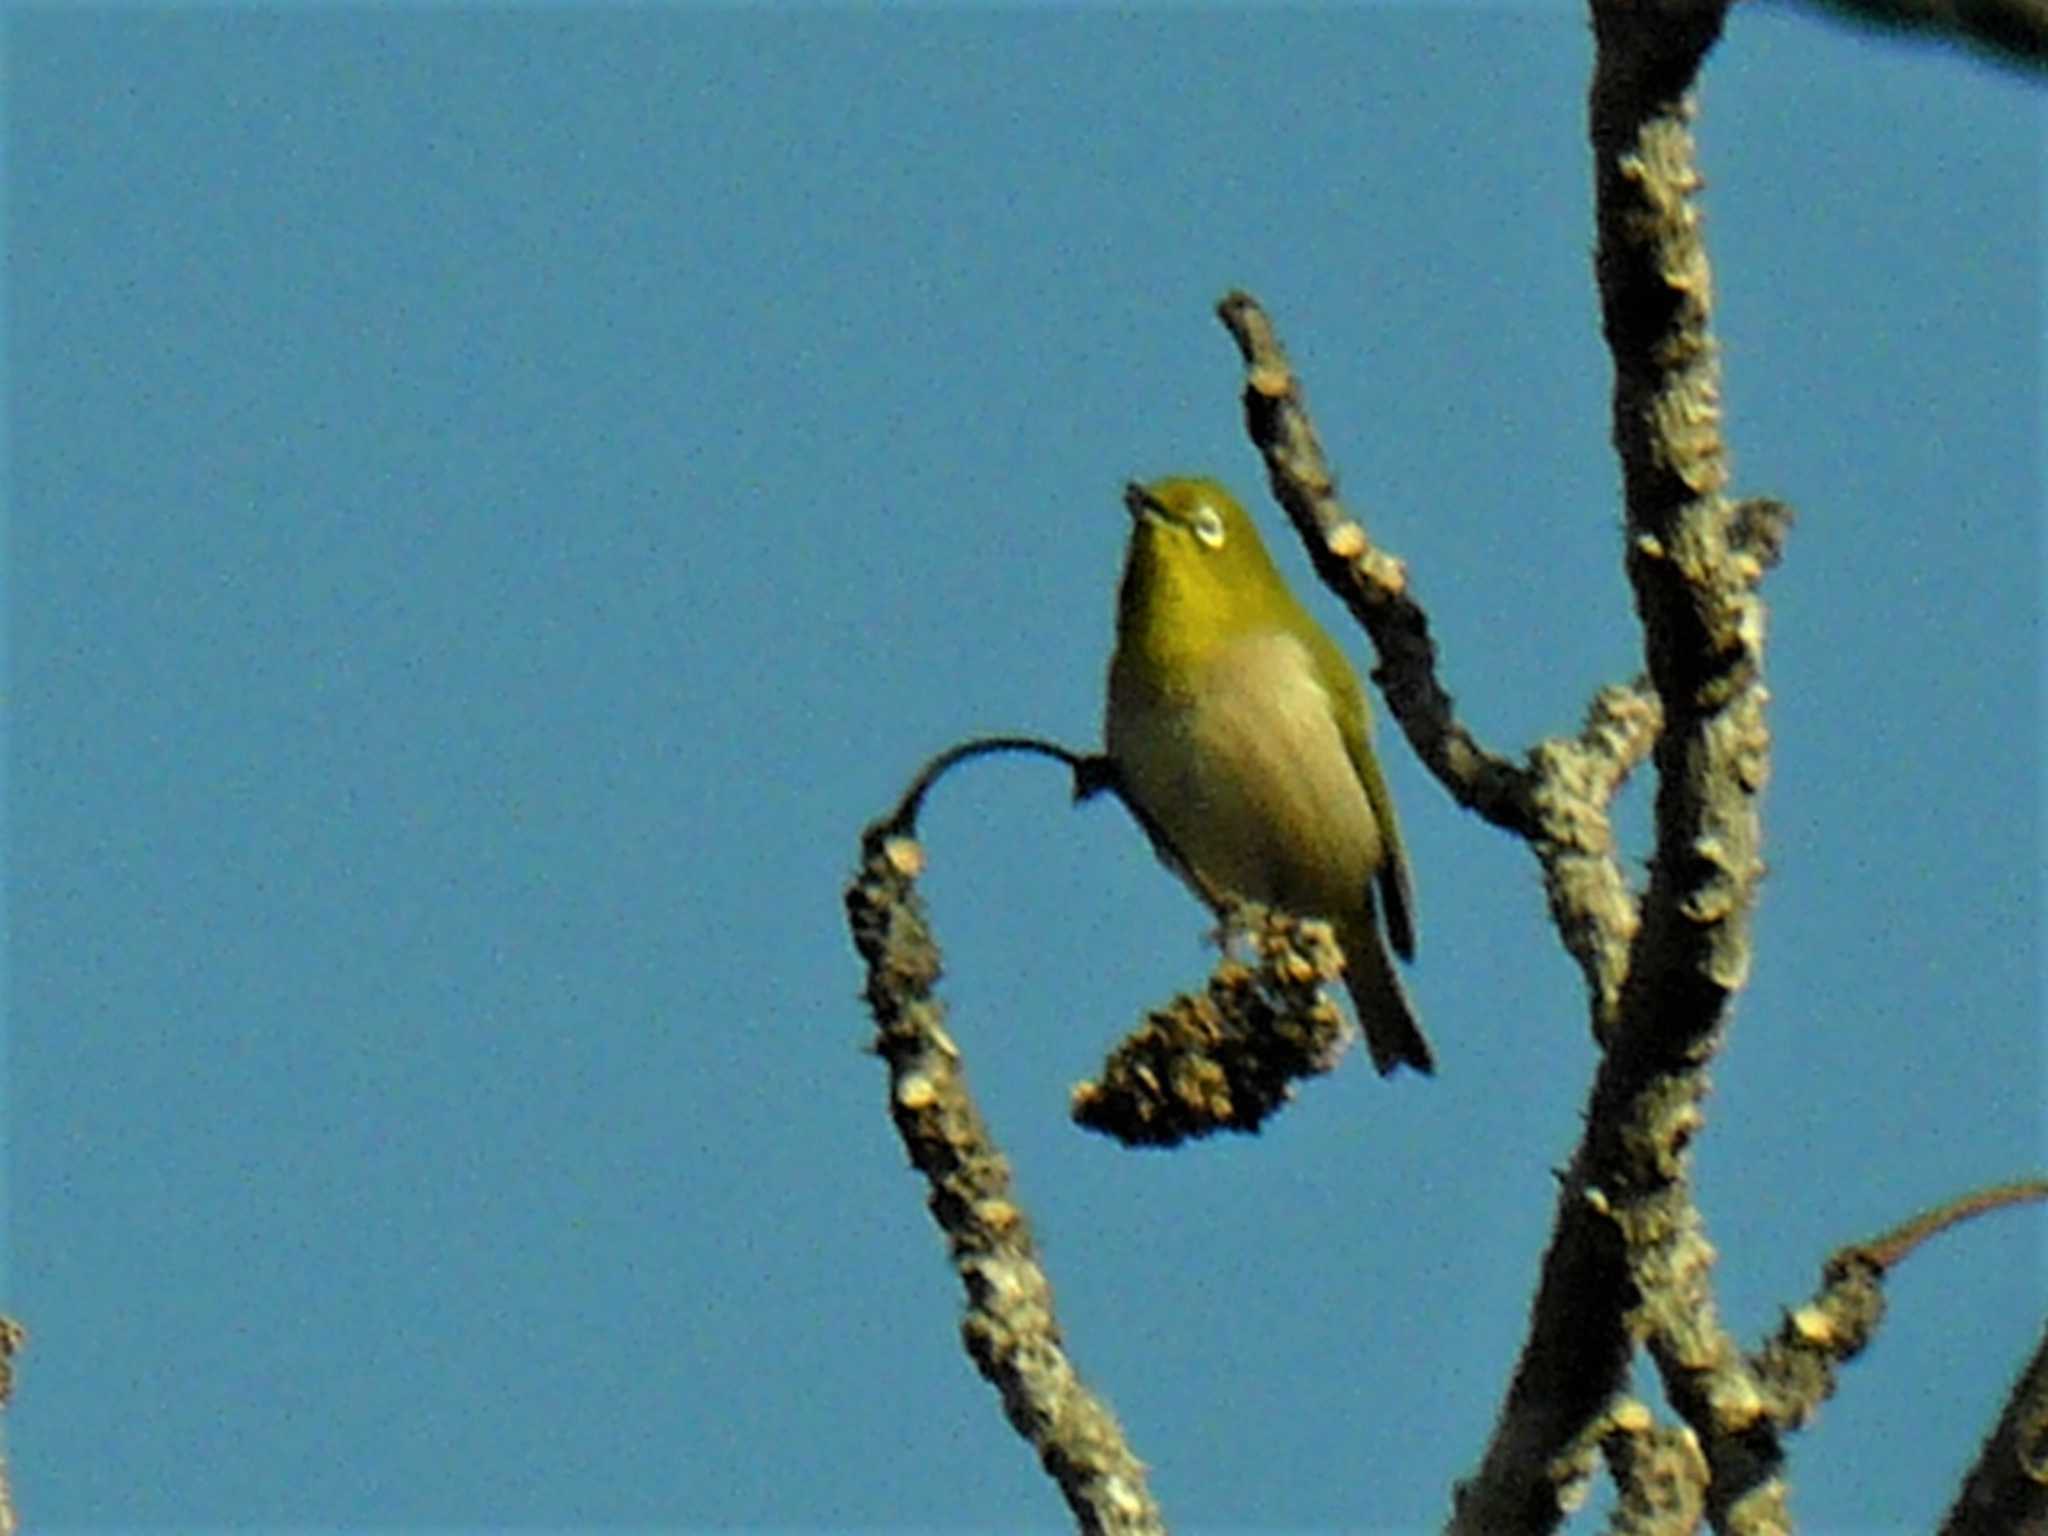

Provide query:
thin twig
left=1749, top=1179, right=2048, bottom=1437
left=878, top=734, right=1108, bottom=837
left=1848, top=1178, right=2048, bottom=1272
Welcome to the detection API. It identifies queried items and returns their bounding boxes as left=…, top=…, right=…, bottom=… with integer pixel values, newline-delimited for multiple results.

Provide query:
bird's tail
left=1338, top=909, right=1434, bottom=1076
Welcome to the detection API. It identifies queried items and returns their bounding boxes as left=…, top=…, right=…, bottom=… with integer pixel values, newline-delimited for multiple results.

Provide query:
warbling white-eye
left=1105, top=476, right=1432, bottom=1075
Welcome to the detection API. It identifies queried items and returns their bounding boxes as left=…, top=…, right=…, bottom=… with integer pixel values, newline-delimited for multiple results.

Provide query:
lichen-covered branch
left=1072, top=905, right=1351, bottom=1147
left=1215, top=292, right=1653, bottom=1046
left=1456, top=2, right=1779, bottom=1529
left=1601, top=1399, right=1709, bottom=1535
left=1532, top=682, right=1662, bottom=1037
left=1217, top=289, right=1537, bottom=838
left=849, top=3, right=2031, bottom=1525
left=1587, top=4, right=1786, bottom=1527
left=845, top=825, right=1164, bottom=1536
left=1748, top=1181, right=2048, bottom=1437
left=1216, top=282, right=1721, bottom=1533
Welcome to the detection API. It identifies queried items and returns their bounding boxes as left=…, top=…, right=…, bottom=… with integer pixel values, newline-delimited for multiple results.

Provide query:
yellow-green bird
left=1105, top=476, right=1432, bottom=1076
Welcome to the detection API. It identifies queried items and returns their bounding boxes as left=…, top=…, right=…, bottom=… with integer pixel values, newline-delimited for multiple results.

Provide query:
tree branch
left=845, top=821, right=1165, bottom=1535
left=1453, top=2, right=1791, bottom=1529
left=1216, top=293, right=1655, bottom=1046
left=1747, top=1179, right=2048, bottom=1439
left=1600, top=1398, right=1709, bottom=1535
left=1071, top=905, right=1352, bottom=1147
left=1802, top=0, right=2048, bottom=70
left=1216, top=289, right=1538, bottom=838
left=1532, top=682, right=1663, bottom=1037
left=1942, top=1315, right=2048, bottom=1536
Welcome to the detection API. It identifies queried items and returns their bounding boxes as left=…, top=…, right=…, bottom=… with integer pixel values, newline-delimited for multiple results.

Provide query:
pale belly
left=1107, top=632, right=1380, bottom=918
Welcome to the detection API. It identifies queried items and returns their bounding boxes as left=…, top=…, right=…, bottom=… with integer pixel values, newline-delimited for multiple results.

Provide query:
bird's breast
left=1107, top=630, right=1382, bottom=915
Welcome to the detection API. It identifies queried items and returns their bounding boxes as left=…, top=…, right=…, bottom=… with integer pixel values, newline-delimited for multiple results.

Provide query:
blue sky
left=6, top=5, right=2040, bottom=1531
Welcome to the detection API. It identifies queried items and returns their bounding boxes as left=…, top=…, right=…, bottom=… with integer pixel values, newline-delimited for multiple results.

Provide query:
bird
left=1104, top=475, right=1432, bottom=1075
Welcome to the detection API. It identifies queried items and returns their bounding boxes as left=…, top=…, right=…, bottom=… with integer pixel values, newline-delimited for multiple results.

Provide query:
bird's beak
left=1123, top=482, right=1162, bottom=524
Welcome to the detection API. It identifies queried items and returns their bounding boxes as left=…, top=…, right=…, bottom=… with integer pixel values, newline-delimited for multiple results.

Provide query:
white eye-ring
left=1192, top=505, right=1226, bottom=548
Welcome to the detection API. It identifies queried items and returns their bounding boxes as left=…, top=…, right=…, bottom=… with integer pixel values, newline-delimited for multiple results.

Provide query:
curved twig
left=1847, top=1178, right=2048, bottom=1273
left=879, top=734, right=1109, bottom=838
left=1747, top=1179, right=2048, bottom=1439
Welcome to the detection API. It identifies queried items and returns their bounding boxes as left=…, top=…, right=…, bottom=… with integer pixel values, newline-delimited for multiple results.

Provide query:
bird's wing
left=1329, top=663, right=1417, bottom=963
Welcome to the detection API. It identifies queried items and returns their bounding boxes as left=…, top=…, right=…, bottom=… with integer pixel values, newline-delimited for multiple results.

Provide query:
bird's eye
left=1192, top=505, right=1226, bottom=548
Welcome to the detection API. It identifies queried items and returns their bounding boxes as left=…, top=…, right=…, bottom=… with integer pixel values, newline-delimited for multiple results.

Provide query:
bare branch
left=1215, top=289, right=1538, bottom=836
left=1215, top=292, right=1655, bottom=1048
left=1848, top=1178, right=2048, bottom=1273
left=1600, top=1399, right=1709, bottom=1536
left=876, top=735, right=1107, bottom=838
left=1455, top=1, right=1794, bottom=1528
left=1532, top=682, right=1662, bottom=1038
left=845, top=826, right=1165, bottom=1535
left=1942, top=1316, right=2048, bottom=1536
left=1588, top=0, right=1794, bottom=1525
left=1749, top=1180, right=2048, bottom=1434
left=1803, top=0, right=2048, bottom=70
left=1213, top=157, right=1770, bottom=1536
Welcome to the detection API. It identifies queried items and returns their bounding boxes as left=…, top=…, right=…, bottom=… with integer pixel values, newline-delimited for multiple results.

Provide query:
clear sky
left=7, top=5, right=2040, bottom=1532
